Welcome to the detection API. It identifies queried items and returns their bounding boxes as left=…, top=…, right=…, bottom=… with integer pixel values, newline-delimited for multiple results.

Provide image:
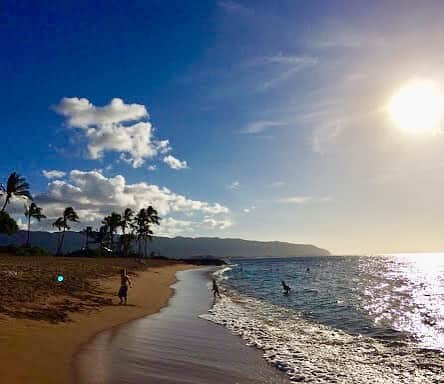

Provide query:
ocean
left=201, top=254, right=444, bottom=383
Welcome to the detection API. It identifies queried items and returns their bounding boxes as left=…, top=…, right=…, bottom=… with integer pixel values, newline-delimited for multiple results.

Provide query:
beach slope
left=0, top=256, right=192, bottom=384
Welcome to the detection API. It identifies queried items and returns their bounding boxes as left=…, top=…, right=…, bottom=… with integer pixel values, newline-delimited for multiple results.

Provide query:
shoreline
left=75, top=268, right=290, bottom=384
left=0, top=261, right=194, bottom=384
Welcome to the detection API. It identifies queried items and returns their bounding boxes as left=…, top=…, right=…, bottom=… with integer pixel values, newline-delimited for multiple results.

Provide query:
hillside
left=0, top=231, right=330, bottom=258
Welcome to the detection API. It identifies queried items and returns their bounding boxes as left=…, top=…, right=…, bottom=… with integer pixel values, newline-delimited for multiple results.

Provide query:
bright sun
left=388, top=79, right=444, bottom=133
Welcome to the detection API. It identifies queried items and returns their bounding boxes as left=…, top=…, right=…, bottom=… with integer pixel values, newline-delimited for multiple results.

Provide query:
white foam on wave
left=200, top=291, right=444, bottom=383
left=212, top=266, right=233, bottom=281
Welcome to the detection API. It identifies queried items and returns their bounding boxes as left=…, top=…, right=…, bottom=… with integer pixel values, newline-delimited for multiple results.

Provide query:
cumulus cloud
left=54, top=97, right=147, bottom=128
left=163, top=155, right=188, bottom=170
left=53, top=97, right=179, bottom=168
left=42, top=170, right=66, bottom=179
left=23, top=170, right=231, bottom=236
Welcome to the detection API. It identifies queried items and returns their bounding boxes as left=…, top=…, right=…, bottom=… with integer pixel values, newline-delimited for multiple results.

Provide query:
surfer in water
left=281, top=280, right=291, bottom=295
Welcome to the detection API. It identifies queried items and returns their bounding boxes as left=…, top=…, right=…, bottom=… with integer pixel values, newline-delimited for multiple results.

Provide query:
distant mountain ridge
left=0, top=230, right=330, bottom=258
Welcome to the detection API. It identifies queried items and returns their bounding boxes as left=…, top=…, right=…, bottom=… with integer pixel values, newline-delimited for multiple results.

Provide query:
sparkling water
left=223, top=254, right=444, bottom=348
left=201, top=254, right=444, bottom=383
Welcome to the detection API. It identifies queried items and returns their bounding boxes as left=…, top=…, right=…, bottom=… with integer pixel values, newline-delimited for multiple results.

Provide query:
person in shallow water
left=212, top=279, right=221, bottom=298
left=281, top=280, right=291, bottom=295
left=118, top=268, right=132, bottom=305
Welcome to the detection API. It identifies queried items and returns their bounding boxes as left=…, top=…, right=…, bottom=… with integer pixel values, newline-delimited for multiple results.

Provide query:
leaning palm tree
left=53, top=207, right=79, bottom=256
left=24, top=202, right=46, bottom=247
left=1, top=172, right=32, bottom=212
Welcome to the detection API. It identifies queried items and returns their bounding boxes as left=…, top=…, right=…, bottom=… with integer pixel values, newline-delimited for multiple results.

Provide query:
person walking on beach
left=118, top=268, right=132, bottom=305
left=281, top=280, right=291, bottom=295
left=212, top=279, right=221, bottom=299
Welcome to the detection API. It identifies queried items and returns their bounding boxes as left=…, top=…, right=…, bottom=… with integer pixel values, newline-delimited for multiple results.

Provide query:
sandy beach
left=76, top=268, right=290, bottom=384
left=0, top=255, right=193, bottom=384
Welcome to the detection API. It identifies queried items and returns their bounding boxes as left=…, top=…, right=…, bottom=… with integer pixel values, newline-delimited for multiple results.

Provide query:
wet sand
left=75, top=269, right=290, bottom=384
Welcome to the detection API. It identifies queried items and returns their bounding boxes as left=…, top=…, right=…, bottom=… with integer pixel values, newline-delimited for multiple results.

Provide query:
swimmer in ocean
left=281, top=280, right=291, bottom=295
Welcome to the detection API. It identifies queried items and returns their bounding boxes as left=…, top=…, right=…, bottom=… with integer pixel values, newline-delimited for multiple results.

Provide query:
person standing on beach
left=212, top=279, right=221, bottom=299
left=118, top=268, right=132, bottom=305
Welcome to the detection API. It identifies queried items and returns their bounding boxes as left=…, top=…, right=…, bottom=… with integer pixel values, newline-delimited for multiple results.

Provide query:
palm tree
left=102, top=212, right=121, bottom=253
left=146, top=205, right=160, bottom=226
left=81, top=226, right=93, bottom=250
left=53, top=207, right=79, bottom=256
left=24, top=202, right=46, bottom=247
left=135, top=206, right=160, bottom=258
left=121, top=208, right=134, bottom=235
left=144, top=205, right=160, bottom=257
left=120, top=208, right=134, bottom=257
left=1, top=172, right=32, bottom=212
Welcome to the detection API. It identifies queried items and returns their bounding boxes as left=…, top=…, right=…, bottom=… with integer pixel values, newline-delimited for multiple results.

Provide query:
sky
left=2, top=0, right=444, bottom=254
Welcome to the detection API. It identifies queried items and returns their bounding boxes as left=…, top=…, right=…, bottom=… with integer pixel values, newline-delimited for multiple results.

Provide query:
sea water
left=201, top=254, right=444, bottom=383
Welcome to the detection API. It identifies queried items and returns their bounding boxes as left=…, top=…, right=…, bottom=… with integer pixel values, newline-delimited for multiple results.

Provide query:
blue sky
left=3, top=1, right=444, bottom=254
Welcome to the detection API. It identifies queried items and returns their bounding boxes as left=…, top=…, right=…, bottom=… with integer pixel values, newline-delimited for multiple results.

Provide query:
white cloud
left=202, top=216, right=233, bottom=230
left=241, top=120, right=284, bottom=134
left=277, top=196, right=331, bottom=204
left=243, top=205, right=256, bottom=214
left=156, top=217, right=194, bottom=237
left=250, top=54, right=318, bottom=91
left=42, top=170, right=66, bottom=179
left=228, top=180, right=240, bottom=190
left=148, top=165, right=157, bottom=171
left=54, top=97, right=148, bottom=128
left=163, top=155, right=188, bottom=170
left=53, top=97, right=178, bottom=168
left=311, top=119, right=344, bottom=154
left=263, top=54, right=318, bottom=67
left=27, top=170, right=230, bottom=237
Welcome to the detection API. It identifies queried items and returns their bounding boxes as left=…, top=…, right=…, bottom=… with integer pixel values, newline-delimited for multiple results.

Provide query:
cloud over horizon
left=4, top=169, right=231, bottom=237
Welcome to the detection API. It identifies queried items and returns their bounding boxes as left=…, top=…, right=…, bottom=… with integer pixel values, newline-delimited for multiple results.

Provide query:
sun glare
left=388, top=79, right=444, bottom=133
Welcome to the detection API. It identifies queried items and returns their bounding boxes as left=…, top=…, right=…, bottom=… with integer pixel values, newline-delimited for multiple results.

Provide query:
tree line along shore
left=0, top=171, right=164, bottom=258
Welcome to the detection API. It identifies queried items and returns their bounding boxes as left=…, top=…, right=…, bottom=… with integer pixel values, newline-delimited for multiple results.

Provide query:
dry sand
left=0, top=256, right=193, bottom=384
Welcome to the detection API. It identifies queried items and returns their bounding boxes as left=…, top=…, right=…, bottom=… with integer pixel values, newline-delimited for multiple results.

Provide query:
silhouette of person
left=281, top=280, right=291, bottom=295
left=212, top=279, right=221, bottom=299
left=118, top=268, right=132, bottom=305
